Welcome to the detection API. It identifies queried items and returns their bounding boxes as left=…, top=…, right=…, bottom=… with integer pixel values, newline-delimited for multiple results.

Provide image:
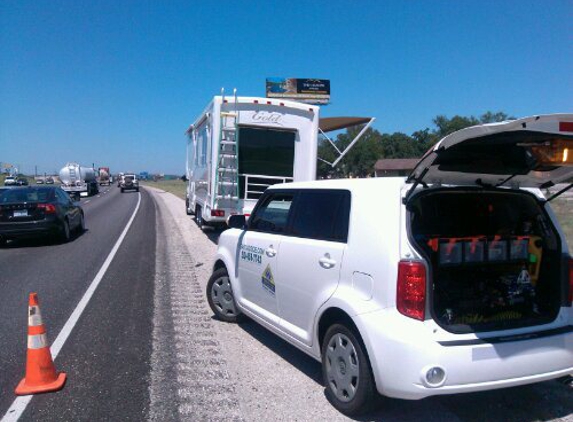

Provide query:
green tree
left=316, top=110, right=513, bottom=179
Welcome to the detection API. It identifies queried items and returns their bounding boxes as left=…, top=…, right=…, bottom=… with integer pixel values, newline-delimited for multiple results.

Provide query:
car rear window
left=0, top=188, right=53, bottom=203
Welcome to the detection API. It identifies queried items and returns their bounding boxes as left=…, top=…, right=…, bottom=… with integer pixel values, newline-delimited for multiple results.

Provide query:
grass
left=141, top=179, right=187, bottom=200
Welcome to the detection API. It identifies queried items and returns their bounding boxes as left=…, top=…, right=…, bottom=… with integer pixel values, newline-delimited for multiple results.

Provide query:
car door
left=277, top=189, right=351, bottom=346
left=56, top=189, right=79, bottom=226
left=237, top=191, right=296, bottom=326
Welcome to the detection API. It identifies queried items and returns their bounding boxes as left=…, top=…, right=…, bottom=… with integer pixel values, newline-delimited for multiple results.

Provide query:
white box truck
left=185, top=92, right=374, bottom=229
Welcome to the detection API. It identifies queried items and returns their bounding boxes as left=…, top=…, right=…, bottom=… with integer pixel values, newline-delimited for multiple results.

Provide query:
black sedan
left=0, top=186, right=85, bottom=245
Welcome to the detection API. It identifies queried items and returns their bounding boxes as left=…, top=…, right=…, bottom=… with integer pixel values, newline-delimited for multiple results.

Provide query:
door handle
left=319, top=253, right=336, bottom=269
left=266, top=246, right=277, bottom=258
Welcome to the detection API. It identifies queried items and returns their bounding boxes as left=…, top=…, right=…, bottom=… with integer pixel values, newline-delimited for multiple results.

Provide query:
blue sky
left=1, top=0, right=572, bottom=175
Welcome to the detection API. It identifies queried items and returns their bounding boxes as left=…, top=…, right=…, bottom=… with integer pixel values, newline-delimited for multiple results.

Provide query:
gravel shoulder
left=145, top=186, right=572, bottom=422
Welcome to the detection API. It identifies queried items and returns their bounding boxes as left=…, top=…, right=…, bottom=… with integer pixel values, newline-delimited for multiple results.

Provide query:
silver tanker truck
left=59, top=162, right=99, bottom=198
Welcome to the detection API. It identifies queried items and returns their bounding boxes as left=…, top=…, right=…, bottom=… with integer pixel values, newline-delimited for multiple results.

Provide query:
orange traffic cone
left=15, top=293, right=66, bottom=395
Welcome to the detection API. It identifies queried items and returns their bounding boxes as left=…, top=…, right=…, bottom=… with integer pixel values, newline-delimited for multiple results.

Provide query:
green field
left=141, top=179, right=187, bottom=200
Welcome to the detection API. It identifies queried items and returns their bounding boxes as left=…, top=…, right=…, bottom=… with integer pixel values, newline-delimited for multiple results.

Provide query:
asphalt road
left=0, top=186, right=571, bottom=421
left=0, top=185, right=154, bottom=421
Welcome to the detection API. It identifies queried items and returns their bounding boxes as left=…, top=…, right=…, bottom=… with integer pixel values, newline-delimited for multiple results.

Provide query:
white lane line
left=84, top=200, right=91, bottom=204
left=1, top=192, right=142, bottom=422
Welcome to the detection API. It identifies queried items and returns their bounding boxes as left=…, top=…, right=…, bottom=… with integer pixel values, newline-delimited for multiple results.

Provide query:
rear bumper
left=355, top=309, right=573, bottom=400
left=0, top=219, right=60, bottom=239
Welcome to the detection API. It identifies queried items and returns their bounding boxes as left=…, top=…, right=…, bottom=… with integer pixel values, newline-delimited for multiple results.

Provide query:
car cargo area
left=408, top=189, right=563, bottom=333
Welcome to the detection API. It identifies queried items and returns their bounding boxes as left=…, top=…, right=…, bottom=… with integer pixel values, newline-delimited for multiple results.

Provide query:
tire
left=121, top=188, right=125, bottom=193
left=195, top=205, right=203, bottom=228
left=321, top=324, right=377, bottom=416
left=59, top=219, right=71, bottom=243
left=206, top=268, right=242, bottom=323
left=185, top=198, right=192, bottom=215
left=135, top=188, right=139, bottom=192
left=76, top=213, right=85, bottom=233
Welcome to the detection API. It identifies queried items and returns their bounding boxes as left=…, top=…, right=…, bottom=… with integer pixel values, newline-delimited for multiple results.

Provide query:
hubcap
left=211, top=276, right=238, bottom=317
left=325, top=333, right=359, bottom=402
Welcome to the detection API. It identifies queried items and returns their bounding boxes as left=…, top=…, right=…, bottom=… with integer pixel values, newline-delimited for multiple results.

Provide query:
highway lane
left=0, top=185, right=148, bottom=418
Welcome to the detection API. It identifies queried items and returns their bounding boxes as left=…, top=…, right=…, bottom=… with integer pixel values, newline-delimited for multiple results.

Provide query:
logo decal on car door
left=262, top=265, right=275, bottom=295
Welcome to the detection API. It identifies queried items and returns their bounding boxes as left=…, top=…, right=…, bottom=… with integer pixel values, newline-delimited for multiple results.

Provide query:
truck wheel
left=185, top=198, right=192, bottom=215
left=135, top=188, right=139, bottom=192
left=59, top=219, right=71, bottom=243
left=121, top=188, right=124, bottom=193
left=195, top=205, right=203, bottom=228
left=206, top=268, right=243, bottom=323
left=322, top=324, right=377, bottom=416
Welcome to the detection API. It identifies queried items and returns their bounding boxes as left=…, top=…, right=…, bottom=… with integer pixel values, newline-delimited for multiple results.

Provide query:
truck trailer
left=59, top=163, right=99, bottom=197
left=185, top=91, right=374, bottom=228
left=98, top=167, right=111, bottom=185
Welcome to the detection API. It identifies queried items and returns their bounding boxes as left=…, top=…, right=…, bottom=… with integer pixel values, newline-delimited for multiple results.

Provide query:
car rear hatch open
left=407, top=114, right=573, bottom=192
left=405, top=114, right=573, bottom=334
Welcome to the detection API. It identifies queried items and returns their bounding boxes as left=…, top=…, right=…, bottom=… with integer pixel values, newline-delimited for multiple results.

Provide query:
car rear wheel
left=322, top=324, right=376, bottom=416
left=206, top=268, right=242, bottom=323
left=59, top=219, right=71, bottom=243
left=77, top=213, right=85, bottom=233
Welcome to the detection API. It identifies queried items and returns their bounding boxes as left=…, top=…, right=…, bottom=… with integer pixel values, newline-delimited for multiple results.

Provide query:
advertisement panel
left=266, top=78, right=330, bottom=104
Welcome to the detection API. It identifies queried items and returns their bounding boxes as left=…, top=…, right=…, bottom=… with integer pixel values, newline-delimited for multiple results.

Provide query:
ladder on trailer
left=215, top=88, right=240, bottom=203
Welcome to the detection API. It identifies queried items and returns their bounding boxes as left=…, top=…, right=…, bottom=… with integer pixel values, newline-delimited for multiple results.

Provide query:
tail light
left=37, top=204, right=56, bottom=214
left=568, top=259, right=573, bottom=306
left=397, top=261, right=427, bottom=321
left=211, top=209, right=225, bottom=217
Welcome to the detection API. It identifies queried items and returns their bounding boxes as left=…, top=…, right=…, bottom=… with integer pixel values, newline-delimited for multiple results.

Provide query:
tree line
left=318, top=111, right=514, bottom=178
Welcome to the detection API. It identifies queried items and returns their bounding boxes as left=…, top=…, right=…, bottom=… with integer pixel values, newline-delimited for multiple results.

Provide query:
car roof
left=268, top=177, right=407, bottom=192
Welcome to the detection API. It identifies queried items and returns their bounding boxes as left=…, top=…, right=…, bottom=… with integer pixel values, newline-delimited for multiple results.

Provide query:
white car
left=4, top=176, right=16, bottom=186
left=207, top=114, right=573, bottom=415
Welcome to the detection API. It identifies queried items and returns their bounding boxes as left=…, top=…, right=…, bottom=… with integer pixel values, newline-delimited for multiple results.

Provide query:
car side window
left=290, top=190, right=351, bottom=242
left=249, top=193, right=295, bottom=234
left=56, top=189, right=71, bottom=204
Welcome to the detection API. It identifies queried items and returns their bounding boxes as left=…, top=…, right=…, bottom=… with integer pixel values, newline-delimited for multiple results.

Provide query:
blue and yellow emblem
left=261, top=264, right=275, bottom=295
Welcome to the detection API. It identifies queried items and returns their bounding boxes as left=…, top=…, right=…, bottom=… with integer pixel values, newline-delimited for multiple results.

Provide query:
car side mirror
left=227, top=214, right=246, bottom=229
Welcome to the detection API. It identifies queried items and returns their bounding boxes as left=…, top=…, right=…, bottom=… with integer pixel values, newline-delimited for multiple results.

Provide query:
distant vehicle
left=59, top=163, right=99, bottom=197
left=16, top=177, right=29, bottom=186
left=139, top=171, right=149, bottom=181
left=117, top=172, right=125, bottom=187
left=36, top=178, right=44, bottom=184
left=98, top=167, right=111, bottom=186
left=45, top=177, right=54, bottom=184
left=120, top=174, right=139, bottom=193
left=0, top=186, right=85, bottom=245
left=4, top=176, right=16, bottom=186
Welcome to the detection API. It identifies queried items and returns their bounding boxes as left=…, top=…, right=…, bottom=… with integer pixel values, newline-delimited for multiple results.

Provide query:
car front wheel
left=206, top=268, right=242, bottom=323
left=322, top=324, right=377, bottom=416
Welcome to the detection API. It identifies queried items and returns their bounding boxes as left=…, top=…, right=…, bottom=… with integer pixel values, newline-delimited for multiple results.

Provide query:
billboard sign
left=266, top=78, right=330, bottom=104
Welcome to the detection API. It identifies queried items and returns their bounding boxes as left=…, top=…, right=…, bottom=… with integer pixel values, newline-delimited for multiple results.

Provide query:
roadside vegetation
left=318, top=111, right=514, bottom=178
left=141, top=179, right=186, bottom=200
left=550, top=199, right=573, bottom=248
